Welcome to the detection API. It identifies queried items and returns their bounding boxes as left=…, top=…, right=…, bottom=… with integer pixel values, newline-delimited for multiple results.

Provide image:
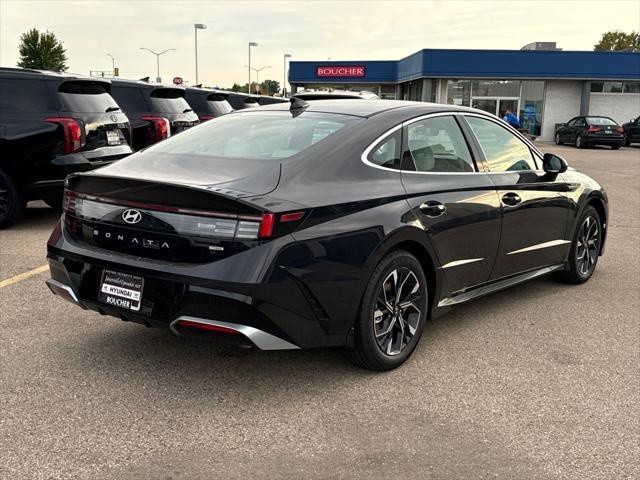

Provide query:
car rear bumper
left=585, top=135, right=624, bottom=146
left=46, top=220, right=347, bottom=350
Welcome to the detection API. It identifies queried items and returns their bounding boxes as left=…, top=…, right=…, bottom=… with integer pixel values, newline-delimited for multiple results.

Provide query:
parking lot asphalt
left=0, top=143, right=638, bottom=480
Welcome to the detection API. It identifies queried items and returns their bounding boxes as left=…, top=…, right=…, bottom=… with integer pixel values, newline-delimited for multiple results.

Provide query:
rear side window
left=206, top=94, right=233, bottom=115
left=404, top=116, right=474, bottom=173
left=466, top=116, right=536, bottom=172
left=111, top=85, right=149, bottom=111
left=368, top=132, right=400, bottom=170
left=149, top=88, right=192, bottom=114
left=149, top=111, right=360, bottom=160
left=58, top=81, right=119, bottom=113
left=0, top=78, right=55, bottom=112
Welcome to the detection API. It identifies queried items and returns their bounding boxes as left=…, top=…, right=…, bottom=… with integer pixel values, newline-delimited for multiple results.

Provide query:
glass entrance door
left=471, top=97, right=520, bottom=117
left=471, top=98, right=497, bottom=115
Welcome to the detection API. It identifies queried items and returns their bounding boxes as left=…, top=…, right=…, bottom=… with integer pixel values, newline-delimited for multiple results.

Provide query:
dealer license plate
left=98, top=270, right=144, bottom=311
left=106, top=130, right=121, bottom=145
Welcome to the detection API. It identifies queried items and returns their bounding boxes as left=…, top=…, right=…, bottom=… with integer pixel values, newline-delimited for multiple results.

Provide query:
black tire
left=611, top=144, right=621, bottom=150
left=345, top=250, right=428, bottom=371
left=554, top=206, right=601, bottom=284
left=554, top=132, right=563, bottom=145
left=0, top=168, right=25, bottom=229
left=575, top=135, right=586, bottom=149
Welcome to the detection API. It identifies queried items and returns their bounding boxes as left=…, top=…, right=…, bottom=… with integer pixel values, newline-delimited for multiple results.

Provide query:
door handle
left=419, top=201, right=447, bottom=217
left=501, top=192, right=522, bottom=206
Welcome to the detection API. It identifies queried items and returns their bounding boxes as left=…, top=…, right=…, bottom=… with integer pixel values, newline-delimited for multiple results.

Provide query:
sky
left=1, top=0, right=639, bottom=89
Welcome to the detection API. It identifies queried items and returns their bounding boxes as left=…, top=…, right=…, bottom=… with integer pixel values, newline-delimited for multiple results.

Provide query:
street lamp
left=140, top=47, right=175, bottom=83
left=107, top=53, right=115, bottom=74
left=252, top=66, right=270, bottom=94
left=194, top=24, right=207, bottom=85
left=283, top=53, right=292, bottom=96
left=248, top=42, right=258, bottom=94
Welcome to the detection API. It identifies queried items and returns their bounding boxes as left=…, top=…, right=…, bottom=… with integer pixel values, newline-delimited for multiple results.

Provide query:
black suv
left=0, top=68, right=132, bottom=228
left=110, top=79, right=199, bottom=151
left=227, top=92, right=260, bottom=110
left=184, top=87, right=233, bottom=122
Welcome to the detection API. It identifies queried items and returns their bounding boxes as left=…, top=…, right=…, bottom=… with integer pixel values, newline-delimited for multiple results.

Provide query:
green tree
left=17, top=28, right=68, bottom=71
left=594, top=30, right=639, bottom=52
left=260, top=79, right=281, bottom=96
left=230, top=83, right=244, bottom=92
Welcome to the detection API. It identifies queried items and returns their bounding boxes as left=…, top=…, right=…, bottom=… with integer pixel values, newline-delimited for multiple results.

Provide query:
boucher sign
left=316, top=66, right=366, bottom=78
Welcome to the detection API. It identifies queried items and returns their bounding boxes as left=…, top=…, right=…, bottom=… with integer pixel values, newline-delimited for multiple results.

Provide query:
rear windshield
left=149, top=111, right=360, bottom=159
left=586, top=117, right=617, bottom=126
left=58, top=81, right=120, bottom=113
left=207, top=94, right=233, bottom=115
left=149, top=88, right=192, bottom=114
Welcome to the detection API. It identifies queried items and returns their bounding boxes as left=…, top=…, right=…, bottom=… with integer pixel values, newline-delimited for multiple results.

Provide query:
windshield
left=149, top=111, right=360, bottom=160
left=58, top=81, right=119, bottom=113
left=586, top=117, right=617, bottom=126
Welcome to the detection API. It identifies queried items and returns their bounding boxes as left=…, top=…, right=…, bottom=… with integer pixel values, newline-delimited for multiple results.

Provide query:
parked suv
left=184, top=87, right=233, bottom=122
left=622, top=116, right=640, bottom=146
left=0, top=67, right=132, bottom=228
left=110, top=79, right=199, bottom=150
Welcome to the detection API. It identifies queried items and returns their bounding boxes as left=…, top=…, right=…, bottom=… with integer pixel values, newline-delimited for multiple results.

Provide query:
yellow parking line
left=0, top=264, right=49, bottom=289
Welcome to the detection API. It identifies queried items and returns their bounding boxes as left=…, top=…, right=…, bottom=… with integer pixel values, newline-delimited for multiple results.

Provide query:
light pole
left=194, top=24, right=207, bottom=85
left=248, top=42, right=258, bottom=94
left=245, top=66, right=271, bottom=94
left=283, top=53, right=292, bottom=96
left=140, top=47, right=175, bottom=83
left=107, top=53, right=115, bottom=74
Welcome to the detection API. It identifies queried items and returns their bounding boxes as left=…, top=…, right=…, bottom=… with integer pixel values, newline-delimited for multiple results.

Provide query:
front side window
left=403, top=116, right=474, bottom=173
left=466, top=116, right=537, bottom=172
left=149, top=111, right=360, bottom=160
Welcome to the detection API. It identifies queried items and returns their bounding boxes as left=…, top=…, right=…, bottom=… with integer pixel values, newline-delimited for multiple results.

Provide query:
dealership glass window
left=465, top=116, right=536, bottom=172
left=471, top=80, right=520, bottom=98
left=380, top=84, right=396, bottom=100
left=404, top=116, right=474, bottom=173
left=603, top=82, right=623, bottom=93
left=590, top=82, right=604, bottom=93
left=402, top=81, right=422, bottom=101
left=446, top=80, right=471, bottom=106
left=623, top=82, right=640, bottom=93
left=519, top=81, right=545, bottom=136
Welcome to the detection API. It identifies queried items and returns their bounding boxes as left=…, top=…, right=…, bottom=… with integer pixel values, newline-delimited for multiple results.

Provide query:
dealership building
left=288, top=45, right=640, bottom=141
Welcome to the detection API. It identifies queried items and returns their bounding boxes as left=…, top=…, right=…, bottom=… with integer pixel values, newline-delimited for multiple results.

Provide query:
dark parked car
left=622, top=116, right=640, bottom=146
left=227, top=92, right=260, bottom=110
left=293, top=89, right=380, bottom=100
left=184, top=87, right=234, bottom=122
left=0, top=67, right=132, bottom=228
left=256, top=95, right=288, bottom=106
left=110, top=79, right=199, bottom=150
left=555, top=115, right=625, bottom=149
left=46, top=100, right=608, bottom=370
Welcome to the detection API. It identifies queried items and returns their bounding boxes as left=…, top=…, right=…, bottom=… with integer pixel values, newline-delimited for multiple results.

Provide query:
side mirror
left=543, top=153, right=568, bottom=174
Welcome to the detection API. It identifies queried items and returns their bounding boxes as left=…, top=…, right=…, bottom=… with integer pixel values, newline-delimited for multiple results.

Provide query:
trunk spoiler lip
left=64, top=167, right=308, bottom=213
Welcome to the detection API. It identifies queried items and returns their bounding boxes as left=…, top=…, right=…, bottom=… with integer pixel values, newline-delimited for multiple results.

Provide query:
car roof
left=294, top=89, right=379, bottom=100
left=110, top=78, right=185, bottom=91
left=249, top=99, right=482, bottom=118
left=0, top=67, right=109, bottom=83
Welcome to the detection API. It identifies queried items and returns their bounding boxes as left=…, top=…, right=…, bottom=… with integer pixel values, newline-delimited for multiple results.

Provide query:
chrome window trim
left=360, top=110, right=546, bottom=176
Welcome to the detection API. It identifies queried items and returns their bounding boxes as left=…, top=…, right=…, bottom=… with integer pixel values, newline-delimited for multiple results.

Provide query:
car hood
left=93, top=152, right=281, bottom=196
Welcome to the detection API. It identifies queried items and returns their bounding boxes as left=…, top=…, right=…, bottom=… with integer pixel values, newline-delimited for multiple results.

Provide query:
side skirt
left=437, top=264, right=564, bottom=307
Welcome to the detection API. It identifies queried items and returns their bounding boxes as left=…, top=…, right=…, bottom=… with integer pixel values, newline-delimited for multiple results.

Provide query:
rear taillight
left=175, top=320, right=240, bottom=335
left=615, top=127, right=624, bottom=133
left=199, top=115, right=216, bottom=122
left=46, top=117, right=83, bottom=153
left=62, top=189, right=80, bottom=216
left=587, top=126, right=601, bottom=134
left=258, top=213, right=276, bottom=238
left=142, top=116, right=171, bottom=143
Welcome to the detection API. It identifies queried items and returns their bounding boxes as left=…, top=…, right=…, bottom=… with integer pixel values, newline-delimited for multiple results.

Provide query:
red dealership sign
left=316, top=65, right=366, bottom=78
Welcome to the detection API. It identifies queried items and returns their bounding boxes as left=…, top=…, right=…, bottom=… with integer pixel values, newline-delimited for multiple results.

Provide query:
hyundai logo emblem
left=110, top=114, right=118, bottom=123
left=121, top=209, right=143, bottom=224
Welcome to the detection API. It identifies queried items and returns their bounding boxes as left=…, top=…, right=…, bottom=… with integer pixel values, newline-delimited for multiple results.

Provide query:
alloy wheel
left=576, top=215, right=599, bottom=276
left=374, top=267, right=423, bottom=356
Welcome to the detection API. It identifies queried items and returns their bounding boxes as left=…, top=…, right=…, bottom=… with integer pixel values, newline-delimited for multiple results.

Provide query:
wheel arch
left=585, top=195, right=608, bottom=254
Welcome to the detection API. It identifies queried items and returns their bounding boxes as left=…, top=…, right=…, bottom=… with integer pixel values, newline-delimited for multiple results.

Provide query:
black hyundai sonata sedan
left=46, top=99, right=608, bottom=370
